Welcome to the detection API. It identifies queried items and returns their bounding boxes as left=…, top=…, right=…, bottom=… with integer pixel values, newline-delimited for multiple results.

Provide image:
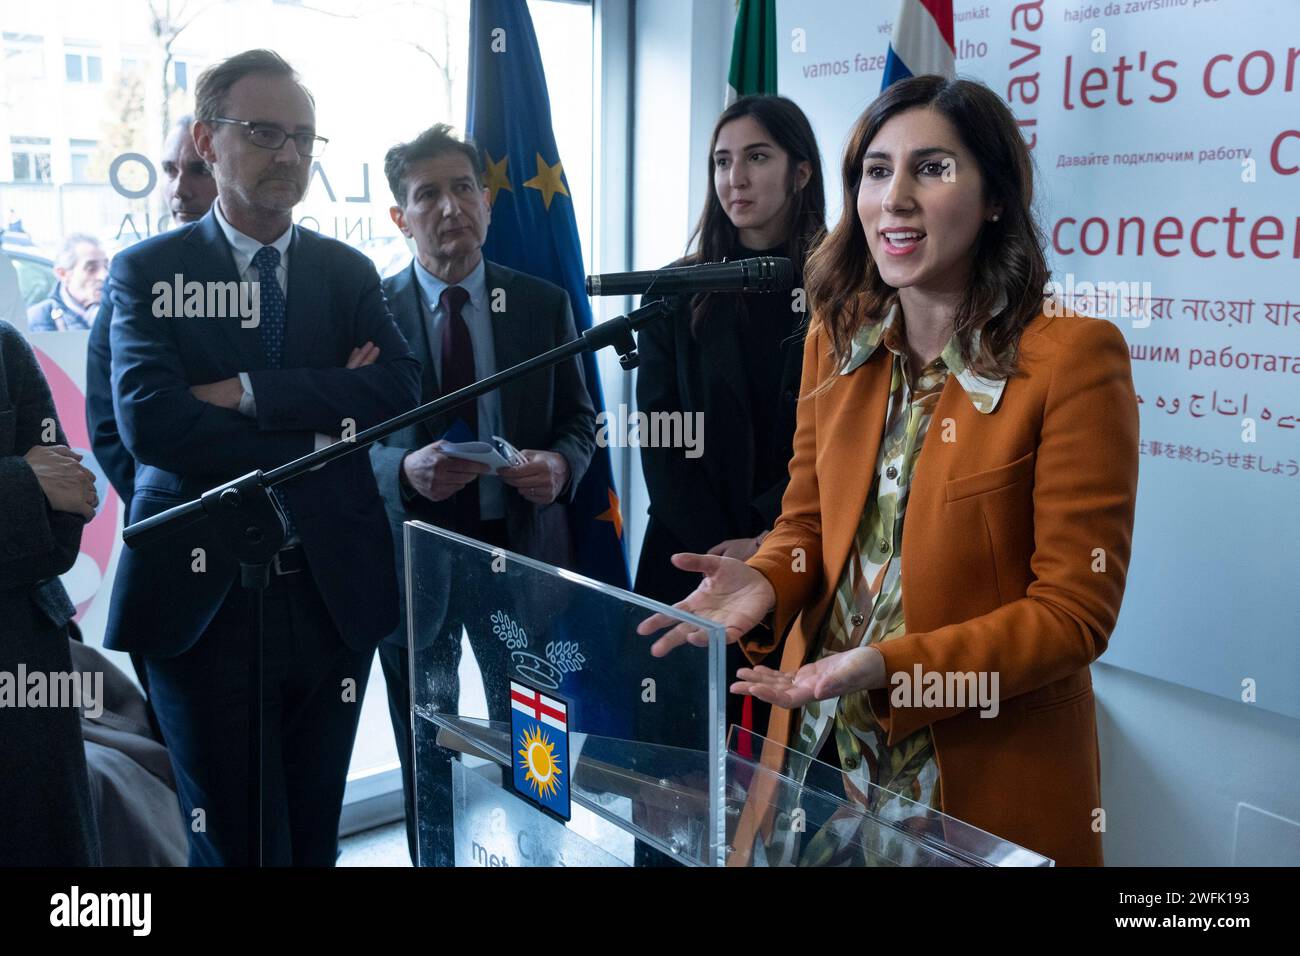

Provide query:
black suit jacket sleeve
left=0, top=325, right=84, bottom=587
left=548, top=291, right=595, bottom=503
left=245, top=264, right=420, bottom=434
left=634, top=296, right=731, bottom=549
left=85, top=296, right=134, bottom=503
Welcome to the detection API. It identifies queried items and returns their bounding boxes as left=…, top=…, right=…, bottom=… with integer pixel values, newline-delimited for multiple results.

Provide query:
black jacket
left=0, top=319, right=100, bottom=865
left=633, top=289, right=804, bottom=604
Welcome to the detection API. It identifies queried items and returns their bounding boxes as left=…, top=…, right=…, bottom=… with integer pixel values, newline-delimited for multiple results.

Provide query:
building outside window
left=4, top=32, right=46, bottom=80
left=11, top=137, right=53, bottom=182
left=69, top=138, right=99, bottom=182
left=65, top=50, right=103, bottom=83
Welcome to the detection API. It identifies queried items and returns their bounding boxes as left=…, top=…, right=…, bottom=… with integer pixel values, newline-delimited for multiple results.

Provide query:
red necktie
left=439, top=285, right=479, bottom=533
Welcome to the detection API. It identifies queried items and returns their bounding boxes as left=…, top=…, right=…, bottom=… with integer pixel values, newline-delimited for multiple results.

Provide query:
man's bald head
left=162, top=115, right=217, bottom=225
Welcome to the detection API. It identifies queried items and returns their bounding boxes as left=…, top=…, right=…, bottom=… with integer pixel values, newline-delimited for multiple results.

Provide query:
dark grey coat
left=0, top=319, right=100, bottom=865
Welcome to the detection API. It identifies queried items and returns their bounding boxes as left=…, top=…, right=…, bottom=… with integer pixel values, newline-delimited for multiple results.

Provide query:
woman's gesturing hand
left=730, top=646, right=886, bottom=708
left=635, top=552, right=776, bottom=658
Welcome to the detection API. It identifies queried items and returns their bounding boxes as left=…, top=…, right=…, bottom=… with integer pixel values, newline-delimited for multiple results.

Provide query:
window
left=3, top=32, right=45, bottom=80
left=11, top=137, right=52, bottom=182
left=64, top=50, right=102, bottom=83
left=4, top=0, right=599, bottom=837
left=69, top=138, right=99, bottom=182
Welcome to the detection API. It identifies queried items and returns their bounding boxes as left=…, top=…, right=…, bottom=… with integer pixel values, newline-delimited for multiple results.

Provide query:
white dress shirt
left=413, top=255, right=506, bottom=521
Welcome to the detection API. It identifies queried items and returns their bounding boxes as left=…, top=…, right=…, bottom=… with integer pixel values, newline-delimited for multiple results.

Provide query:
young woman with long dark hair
left=634, top=94, right=826, bottom=740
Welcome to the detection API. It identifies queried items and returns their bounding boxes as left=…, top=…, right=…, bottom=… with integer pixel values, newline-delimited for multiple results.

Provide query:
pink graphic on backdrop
left=32, top=344, right=118, bottom=620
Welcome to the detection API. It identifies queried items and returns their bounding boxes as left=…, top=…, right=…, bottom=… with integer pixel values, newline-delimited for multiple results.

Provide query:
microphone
left=585, top=256, right=794, bottom=297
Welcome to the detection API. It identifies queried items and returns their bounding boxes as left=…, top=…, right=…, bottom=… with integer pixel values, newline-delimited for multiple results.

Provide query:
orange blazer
left=742, top=304, right=1139, bottom=866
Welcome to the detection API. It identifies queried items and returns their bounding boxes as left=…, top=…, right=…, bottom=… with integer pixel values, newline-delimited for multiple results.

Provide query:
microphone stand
left=121, top=296, right=675, bottom=866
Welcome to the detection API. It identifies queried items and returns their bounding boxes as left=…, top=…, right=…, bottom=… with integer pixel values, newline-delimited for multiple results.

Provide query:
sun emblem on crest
left=517, top=726, right=562, bottom=799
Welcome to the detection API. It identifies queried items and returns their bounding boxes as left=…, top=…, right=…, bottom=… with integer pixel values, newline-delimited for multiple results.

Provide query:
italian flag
left=726, top=0, right=777, bottom=104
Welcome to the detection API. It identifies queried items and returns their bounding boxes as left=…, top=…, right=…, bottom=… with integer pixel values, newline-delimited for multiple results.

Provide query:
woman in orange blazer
left=639, top=76, right=1139, bottom=867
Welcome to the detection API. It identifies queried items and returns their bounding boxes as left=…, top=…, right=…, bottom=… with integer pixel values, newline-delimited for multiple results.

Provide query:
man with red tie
left=370, top=123, right=595, bottom=863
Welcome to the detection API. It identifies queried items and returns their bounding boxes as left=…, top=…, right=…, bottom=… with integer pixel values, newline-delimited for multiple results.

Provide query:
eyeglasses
left=210, top=118, right=328, bottom=157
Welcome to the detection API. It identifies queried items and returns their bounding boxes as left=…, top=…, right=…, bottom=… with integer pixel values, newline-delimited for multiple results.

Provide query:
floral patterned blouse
left=795, top=301, right=1008, bottom=823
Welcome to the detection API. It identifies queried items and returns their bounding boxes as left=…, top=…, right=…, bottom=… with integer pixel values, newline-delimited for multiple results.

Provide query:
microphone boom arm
left=122, top=297, right=677, bottom=551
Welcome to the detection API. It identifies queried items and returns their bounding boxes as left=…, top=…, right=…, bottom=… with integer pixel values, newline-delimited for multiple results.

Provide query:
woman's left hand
left=731, top=646, right=887, bottom=708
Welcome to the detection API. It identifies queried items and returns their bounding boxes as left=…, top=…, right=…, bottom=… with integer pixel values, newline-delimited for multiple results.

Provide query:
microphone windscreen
left=768, top=256, right=795, bottom=292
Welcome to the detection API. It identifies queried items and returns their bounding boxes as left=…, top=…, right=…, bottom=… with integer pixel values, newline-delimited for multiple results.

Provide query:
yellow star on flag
left=484, top=152, right=512, bottom=206
left=523, top=152, right=569, bottom=210
left=597, top=488, right=623, bottom=540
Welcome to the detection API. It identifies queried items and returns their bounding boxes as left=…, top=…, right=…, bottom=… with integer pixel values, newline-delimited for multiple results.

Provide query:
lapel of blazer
left=390, top=262, right=437, bottom=398
left=180, top=210, right=263, bottom=373
left=388, top=261, right=450, bottom=445
left=900, top=372, right=987, bottom=601
left=485, top=261, right=525, bottom=443
left=283, top=225, right=324, bottom=369
left=818, top=345, right=893, bottom=593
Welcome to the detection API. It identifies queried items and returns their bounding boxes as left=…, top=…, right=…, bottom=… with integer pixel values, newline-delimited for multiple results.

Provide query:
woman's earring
left=990, top=214, right=1000, bottom=222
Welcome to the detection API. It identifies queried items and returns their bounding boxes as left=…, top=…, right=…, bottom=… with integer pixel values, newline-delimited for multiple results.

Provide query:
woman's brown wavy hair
left=805, top=75, right=1048, bottom=382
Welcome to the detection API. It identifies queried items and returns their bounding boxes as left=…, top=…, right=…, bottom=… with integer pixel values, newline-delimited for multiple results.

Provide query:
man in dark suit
left=88, top=113, right=218, bottom=509
left=105, top=49, right=420, bottom=866
left=369, top=124, right=595, bottom=862
left=1, top=319, right=101, bottom=865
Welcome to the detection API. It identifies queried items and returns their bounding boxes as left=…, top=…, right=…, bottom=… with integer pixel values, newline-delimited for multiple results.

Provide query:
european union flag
left=510, top=680, right=571, bottom=820
left=467, top=0, right=630, bottom=590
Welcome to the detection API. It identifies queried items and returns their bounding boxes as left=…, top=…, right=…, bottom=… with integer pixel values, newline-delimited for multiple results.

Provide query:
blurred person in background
left=27, top=234, right=107, bottom=332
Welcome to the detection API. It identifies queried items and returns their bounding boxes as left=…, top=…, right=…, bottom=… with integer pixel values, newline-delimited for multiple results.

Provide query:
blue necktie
left=254, top=246, right=286, bottom=366
left=253, top=245, right=296, bottom=539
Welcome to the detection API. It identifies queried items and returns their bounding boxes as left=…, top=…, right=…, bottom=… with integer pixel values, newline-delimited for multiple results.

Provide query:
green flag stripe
left=728, top=0, right=778, bottom=97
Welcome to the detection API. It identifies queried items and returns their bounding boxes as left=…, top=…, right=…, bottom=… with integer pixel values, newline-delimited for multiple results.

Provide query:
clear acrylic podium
left=405, top=521, right=1052, bottom=867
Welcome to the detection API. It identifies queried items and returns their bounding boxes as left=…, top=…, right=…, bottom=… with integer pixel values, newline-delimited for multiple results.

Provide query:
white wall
left=622, top=0, right=734, bottom=570
left=1094, top=662, right=1300, bottom=865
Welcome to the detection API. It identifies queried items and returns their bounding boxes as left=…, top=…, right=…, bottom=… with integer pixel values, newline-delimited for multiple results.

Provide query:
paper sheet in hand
left=439, top=436, right=522, bottom=473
